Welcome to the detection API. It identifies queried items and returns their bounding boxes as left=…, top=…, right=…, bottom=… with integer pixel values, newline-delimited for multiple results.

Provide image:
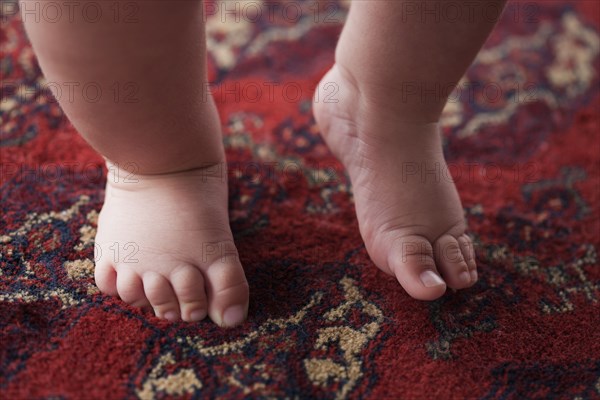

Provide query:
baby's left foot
left=314, top=65, right=477, bottom=300
left=94, top=161, right=249, bottom=326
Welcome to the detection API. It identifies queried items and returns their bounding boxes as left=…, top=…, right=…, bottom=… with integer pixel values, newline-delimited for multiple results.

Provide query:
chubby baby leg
left=22, top=0, right=248, bottom=326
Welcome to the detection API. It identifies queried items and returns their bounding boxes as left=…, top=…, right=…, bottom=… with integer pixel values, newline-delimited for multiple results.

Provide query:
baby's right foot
left=94, top=161, right=249, bottom=327
left=314, top=65, right=477, bottom=300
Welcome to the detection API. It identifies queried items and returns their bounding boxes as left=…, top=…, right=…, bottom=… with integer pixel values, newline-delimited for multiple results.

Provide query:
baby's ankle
left=331, top=57, right=446, bottom=124
left=104, top=160, right=227, bottom=191
left=315, top=64, right=443, bottom=142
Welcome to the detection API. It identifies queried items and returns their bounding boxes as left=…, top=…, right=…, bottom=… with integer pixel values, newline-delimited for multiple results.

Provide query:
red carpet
left=1, top=1, right=600, bottom=398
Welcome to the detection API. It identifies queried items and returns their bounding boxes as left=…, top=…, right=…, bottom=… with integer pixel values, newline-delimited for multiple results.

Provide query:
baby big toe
left=387, top=235, right=447, bottom=301
left=204, top=257, right=249, bottom=328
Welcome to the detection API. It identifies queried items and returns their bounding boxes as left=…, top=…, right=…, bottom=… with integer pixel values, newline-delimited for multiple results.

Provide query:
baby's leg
left=22, top=1, right=248, bottom=326
left=314, top=0, right=506, bottom=299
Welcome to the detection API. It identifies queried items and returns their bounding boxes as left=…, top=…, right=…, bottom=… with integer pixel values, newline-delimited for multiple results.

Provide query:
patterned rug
left=1, top=1, right=600, bottom=398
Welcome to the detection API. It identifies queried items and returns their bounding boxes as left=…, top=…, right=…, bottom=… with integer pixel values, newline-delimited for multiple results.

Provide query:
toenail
left=190, top=309, right=207, bottom=322
left=459, top=271, right=471, bottom=284
left=163, top=311, right=178, bottom=321
left=470, top=269, right=478, bottom=282
left=222, top=305, right=246, bottom=328
left=420, top=270, right=445, bottom=288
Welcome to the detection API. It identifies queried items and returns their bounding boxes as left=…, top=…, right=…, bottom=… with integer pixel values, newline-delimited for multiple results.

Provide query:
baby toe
left=387, top=234, right=447, bottom=301
left=116, top=268, right=150, bottom=308
left=143, top=272, right=180, bottom=321
left=458, top=234, right=477, bottom=282
left=434, top=234, right=473, bottom=289
left=203, top=248, right=249, bottom=328
left=170, top=264, right=208, bottom=322
left=95, top=262, right=118, bottom=297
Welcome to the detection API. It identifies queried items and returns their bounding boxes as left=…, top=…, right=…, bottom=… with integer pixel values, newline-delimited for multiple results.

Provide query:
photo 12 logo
left=203, top=1, right=342, bottom=24
left=399, top=1, right=539, bottom=23
left=2, top=1, right=140, bottom=23
left=2, top=80, right=139, bottom=104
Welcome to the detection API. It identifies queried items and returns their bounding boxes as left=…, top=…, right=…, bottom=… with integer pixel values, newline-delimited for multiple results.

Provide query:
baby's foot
left=314, top=65, right=477, bottom=300
left=94, top=161, right=249, bottom=326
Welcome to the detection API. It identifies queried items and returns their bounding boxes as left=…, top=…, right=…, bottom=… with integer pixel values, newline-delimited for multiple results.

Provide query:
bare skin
left=314, top=0, right=506, bottom=299
left=22, top=0, right=505, bottom=324
left=22, top=1, right=248, bottom=327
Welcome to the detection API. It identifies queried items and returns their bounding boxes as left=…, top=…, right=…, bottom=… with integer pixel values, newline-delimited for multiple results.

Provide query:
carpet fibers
left=1, top=1, right=600, bottom=398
